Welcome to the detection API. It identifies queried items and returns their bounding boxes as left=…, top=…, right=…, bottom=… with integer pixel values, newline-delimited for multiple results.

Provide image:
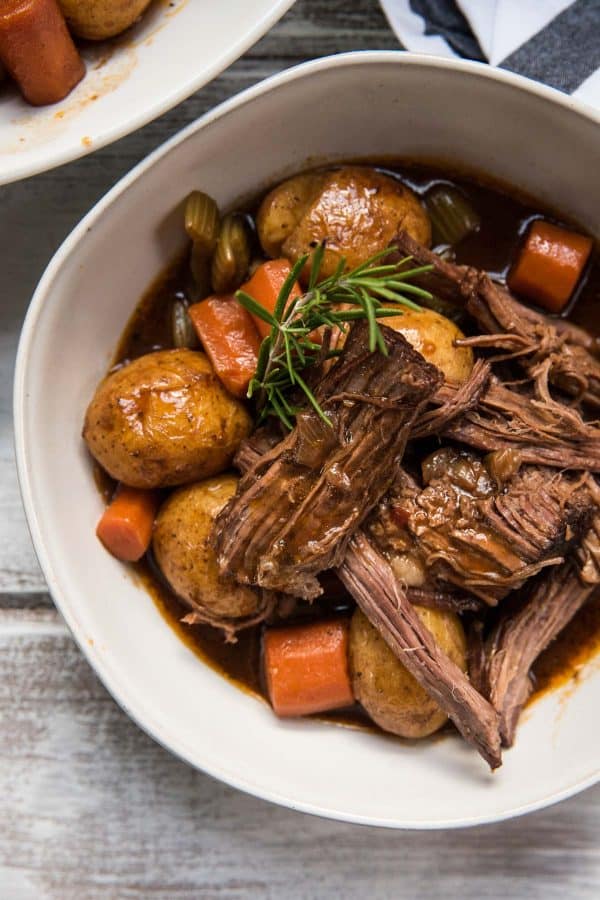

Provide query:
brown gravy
left=107, top=162, right=600, bottom=731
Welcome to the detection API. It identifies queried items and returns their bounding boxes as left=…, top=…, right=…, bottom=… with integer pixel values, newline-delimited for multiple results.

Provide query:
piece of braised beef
left=392, top=230, right=600, bottom=408
left=213, top=322, right=442, bottom=599
left=478, top=552, right=599, bottom=746
left=338, top=531, right=502, bottom=769
left=368, top=448, right=596, bottom=605
left=417, top=373, right=600, bottom=472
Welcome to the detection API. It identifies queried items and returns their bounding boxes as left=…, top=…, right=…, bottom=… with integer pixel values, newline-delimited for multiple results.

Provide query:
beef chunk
left=338, top=531, right=502, bottom=768
left=479, top=561, right=596, bottom=746
left=368, top=448, right=596, bottom=605
left=213, top=322, right=442, bottom=599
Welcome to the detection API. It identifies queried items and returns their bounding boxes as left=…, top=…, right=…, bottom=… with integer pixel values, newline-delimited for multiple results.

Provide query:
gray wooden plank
left=249, top=0, right=400, bottom=58
left=0, top=591, right=52, bottom=609
left=0, top=612, right=599, bottom=900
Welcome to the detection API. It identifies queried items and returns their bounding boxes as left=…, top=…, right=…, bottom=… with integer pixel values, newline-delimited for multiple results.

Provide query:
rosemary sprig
left=236, top=246, right=433, bottom=428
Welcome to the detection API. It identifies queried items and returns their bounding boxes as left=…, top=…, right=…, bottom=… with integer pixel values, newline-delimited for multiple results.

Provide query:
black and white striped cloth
left=379, top=0, right=600, bottom=108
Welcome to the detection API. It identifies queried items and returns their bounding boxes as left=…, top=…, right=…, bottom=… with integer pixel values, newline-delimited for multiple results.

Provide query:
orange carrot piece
left=0, top=0, right=85, bottom=106
left=263, top=618, right=354, bottom=717
left=240, top=259, right=303, bottom=339
left=188, top=295, right=261, bottom=398
left=96, top=486, right=158, bottom=562
left=508, top=220, right=593, bottom=314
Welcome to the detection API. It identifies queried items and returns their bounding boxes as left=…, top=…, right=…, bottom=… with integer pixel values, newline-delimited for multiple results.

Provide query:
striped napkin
left=379, top=0, right=600, bottom=108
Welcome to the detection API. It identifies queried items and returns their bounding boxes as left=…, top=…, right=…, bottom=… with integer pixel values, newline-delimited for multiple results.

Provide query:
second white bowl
left=0, top=0, right=295, bottom=185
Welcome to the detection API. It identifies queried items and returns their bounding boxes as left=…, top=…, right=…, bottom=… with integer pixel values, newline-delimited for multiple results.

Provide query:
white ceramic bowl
left=0, top=0, right=294, bottom=185
left=14, top=52, right=600, bottom=829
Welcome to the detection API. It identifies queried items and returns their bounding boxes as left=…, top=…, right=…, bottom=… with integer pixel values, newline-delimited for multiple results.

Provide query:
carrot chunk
left=188, top=295, right=261, bottom=398
left=0, top=0, right=85, bottom=106
left=263, top=619, right=354, bottom=717
left=508, top=220, right=593, bottom=314
left=240, top=259, right=303, bottom=338
left=96, top=486, right=158, bottom=562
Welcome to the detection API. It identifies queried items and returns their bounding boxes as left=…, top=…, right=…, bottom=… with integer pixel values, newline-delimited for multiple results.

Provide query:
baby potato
left=257, top=166, right=431, bottom=281
left=58, top=0, right=153, bottom=40
left=384, top=308, right=473, bottom=383
left=256, top=172, right=326, bottom=259
left=349, top=606, right=467, bottom=739
left=153, top=476, right=263, bottom=621
left=83, top=349, right=252, bottom=489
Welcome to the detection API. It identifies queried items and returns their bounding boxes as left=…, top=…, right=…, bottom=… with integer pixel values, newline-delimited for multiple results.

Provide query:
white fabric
left=457, top=0, right=573, bottom=64
left=379, top=0, right=600, bottom=108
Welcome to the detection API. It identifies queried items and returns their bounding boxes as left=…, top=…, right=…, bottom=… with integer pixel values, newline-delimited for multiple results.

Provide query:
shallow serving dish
left=14, top=51, right=600, bottom=829
left=0, top=0, right=295, bottom=186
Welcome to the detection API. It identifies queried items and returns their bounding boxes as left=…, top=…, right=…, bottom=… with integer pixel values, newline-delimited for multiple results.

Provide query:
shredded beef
left=213, top=322, right=442, bottom=599
left=234, top=427, right=281, bottom=472
left=406, top=586, right=483, bottom=614
left=473, top=503, right=600, bottom=745
left=368, top=448, right=596, bottom=605
left=391, top=230, right=600, bottom=408
left=181, top=593, right=277, bottom=641
left=338, top=532, right=502, bottom=768
left=479, top=564, right=596, bottom=746
left=430, top=375, right=600, bottom=471
left=412, top=358, right=492, bottom=438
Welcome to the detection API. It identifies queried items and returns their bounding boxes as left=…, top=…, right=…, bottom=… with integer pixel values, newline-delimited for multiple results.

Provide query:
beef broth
left=111, top=161, right=600, bottom=725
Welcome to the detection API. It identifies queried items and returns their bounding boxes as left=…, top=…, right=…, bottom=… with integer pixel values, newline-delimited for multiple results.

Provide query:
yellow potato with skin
left=349, top=606, right=467, bottom=739
left=153, top=476, right=262, bottom=621
left=385, top=308, right=473, bottom=383
left=256, top=172, right=326, bottom=259
left=257, top=166, right=431, bottom=281
left=58, top=0, right=153, bottom=40
left=83, top=349, right=252, bottom=489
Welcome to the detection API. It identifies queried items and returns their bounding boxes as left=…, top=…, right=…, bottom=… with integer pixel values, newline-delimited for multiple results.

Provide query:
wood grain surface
left=1, top=1, right=599, bottom=897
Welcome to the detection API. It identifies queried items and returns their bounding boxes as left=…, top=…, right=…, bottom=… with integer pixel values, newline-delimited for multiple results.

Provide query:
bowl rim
left=14, top=50, right=600, bottom=830
left=1, top=0, right=297, bottom=186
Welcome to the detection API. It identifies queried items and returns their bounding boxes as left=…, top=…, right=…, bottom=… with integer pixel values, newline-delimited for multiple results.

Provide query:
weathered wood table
left=2, top=2, right=599, bottom=896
